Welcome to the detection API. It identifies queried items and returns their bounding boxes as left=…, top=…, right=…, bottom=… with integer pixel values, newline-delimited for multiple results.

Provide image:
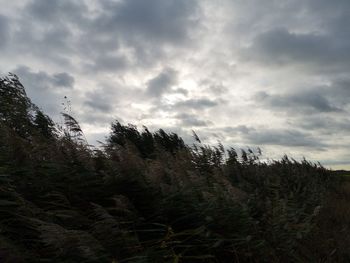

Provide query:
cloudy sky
left=1, top=0, right=350, bottom=169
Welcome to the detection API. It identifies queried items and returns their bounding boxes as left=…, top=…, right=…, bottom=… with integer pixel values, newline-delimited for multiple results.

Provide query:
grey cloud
left=293, top=116, right=350, bottom=134
left=53, top=72, right=75, bottom=87
left=6, top=0, right=200, bottom=71
left=79, top=0, right=200, bottom=69
left=303, top=0, right=350, bottom=35
left=9, top=1, right=85, bottom=67
left=26, top=0, right=88, bottom=24
left=244, top=28, right=350, bottom=71
left=175, top=113, right=211, bottom=127
left=223, top=125, right=251, bottom=135
left=174, top=98, right=219, bottom=109
left=246, top=29, right=323, bottom=63
left=220, top=0, right=350, bottom=81
left=304, top=0, right=350, bottom=12
left=326, top=78, right=350, bottom=106
left=319, top=158, right=350, bottom=167
left=197, top=80, right=229, bottom=98
left=244, top=128, right=326, bottom=148
left=92, top=0, right=199, bottom=44
left=0, top=15, right=9, bottom=48
left=208, top=84, right=228, bottom=95
left=253, top=79, right=350, bottom=118
left=13, top=66, right=74, bottom=90
left=147, top=68, right=177, bottom=97
left=217, top=124, right=326, bottom=149
left=147, top=97, right=221, bottom=123
left=11, top=66, right=75, bottom=116
left=255, top=90, right=341, bottom=114
left=11, top=0, right=83, bottom=58
left=85, top=131, right=110, bottom=145
left=12, top=22, right=73, bottom=67
left=80, top=110, right=117, bottom=126
left=84, top=53, right=129, bottom=73
left=83, top=85, right=119, bottom=113
left=173, top=88, right=188, bottom=96
left=81, top=81, right=142, bottom=117
left=84, top=100, right=112, bottom=113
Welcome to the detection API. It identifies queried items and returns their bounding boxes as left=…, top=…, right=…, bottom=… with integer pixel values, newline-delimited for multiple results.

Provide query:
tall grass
left=0, top=74, right=344, bottom=262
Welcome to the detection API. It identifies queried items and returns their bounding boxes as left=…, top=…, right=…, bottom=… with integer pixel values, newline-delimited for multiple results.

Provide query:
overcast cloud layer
left=1, top=0, right=349, bottom=169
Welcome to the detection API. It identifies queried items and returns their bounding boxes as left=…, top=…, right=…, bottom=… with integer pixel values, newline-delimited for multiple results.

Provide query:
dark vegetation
left=0, top=74, right=349, bottom=262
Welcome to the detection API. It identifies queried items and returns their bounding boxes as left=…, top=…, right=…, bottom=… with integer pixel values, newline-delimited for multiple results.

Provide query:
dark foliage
left=0, top=74, right=345, bottom=262
left=108, top=121, right=186, bottom=158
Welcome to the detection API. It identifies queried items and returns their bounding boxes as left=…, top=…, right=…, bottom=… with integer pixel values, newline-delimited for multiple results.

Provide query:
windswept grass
left=0, top=74, right=347, bottom=262
left=300, top=177, right=350, bottom=261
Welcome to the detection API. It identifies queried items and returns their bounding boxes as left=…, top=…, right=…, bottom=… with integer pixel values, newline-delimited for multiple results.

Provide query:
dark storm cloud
left=0, top=15, right=9, bottom=48
left=254, top=90, right=341, bottom=114
left=147, top=68, right=178, bottom=97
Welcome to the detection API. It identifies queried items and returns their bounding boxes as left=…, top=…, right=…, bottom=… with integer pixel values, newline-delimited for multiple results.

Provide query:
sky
left=0, top=0, right=350, bottom=169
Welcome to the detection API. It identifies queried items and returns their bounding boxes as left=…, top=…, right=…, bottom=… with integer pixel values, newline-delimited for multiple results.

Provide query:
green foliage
left=0, top=74, right=343, bottom=262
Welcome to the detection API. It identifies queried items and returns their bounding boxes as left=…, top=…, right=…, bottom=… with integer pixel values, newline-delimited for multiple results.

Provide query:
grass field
left=301, top=175, right=350, bottom=261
